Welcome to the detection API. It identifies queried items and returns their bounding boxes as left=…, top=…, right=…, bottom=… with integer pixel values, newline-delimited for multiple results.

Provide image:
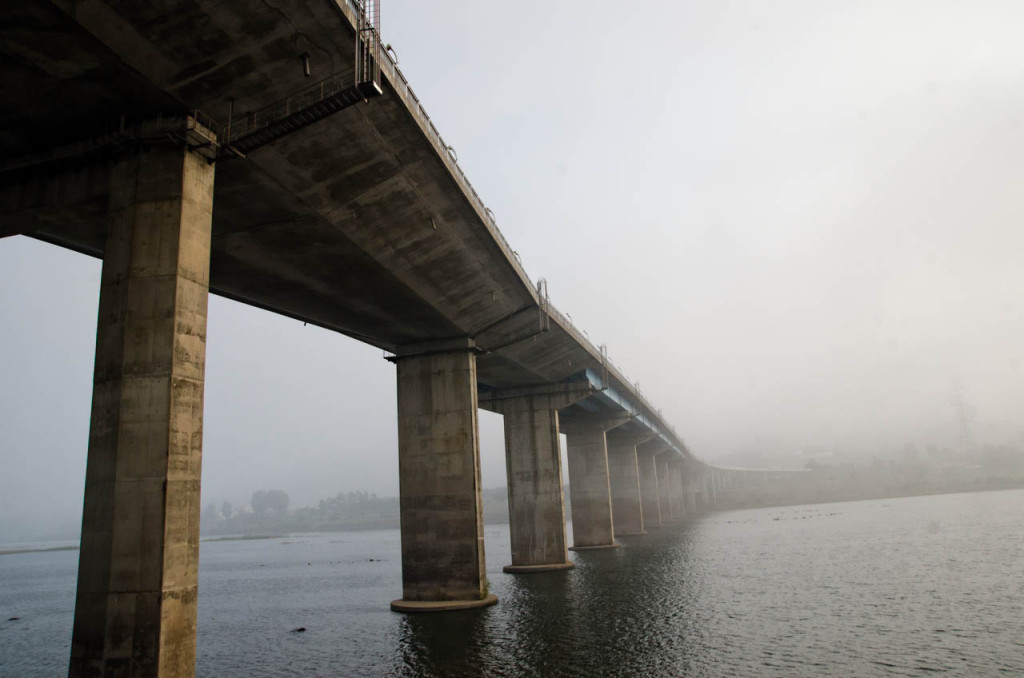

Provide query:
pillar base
left=503, top=562, right=575, bottom=574
left=390, top=595, right=498, bottom=613
left=569, top=543, right=621, bottom=551
left=614, top=531, right=647, bottom=537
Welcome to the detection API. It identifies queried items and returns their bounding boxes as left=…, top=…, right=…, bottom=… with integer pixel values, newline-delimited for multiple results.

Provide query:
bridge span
left=1, top=1, right=789, bottom=674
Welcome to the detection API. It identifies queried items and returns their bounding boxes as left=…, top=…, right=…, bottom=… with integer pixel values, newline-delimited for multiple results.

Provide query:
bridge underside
left=1, top=0, right=592, bottom=385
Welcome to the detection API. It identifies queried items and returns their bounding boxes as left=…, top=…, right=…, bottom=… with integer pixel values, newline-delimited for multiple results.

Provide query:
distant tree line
left=200, top=487, right=511, bottom=536
left=251, top=489, right=289, bottom=517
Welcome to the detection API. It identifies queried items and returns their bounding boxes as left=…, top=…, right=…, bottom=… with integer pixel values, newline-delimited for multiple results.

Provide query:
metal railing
left=353, top=7, right=684, bottom=455
left=223, top=67, right=357, bottom=141
left=106, top=0, right=698, bottom=468
left=367, top=20, right=527, bottom=287
left=348, top=0, right=700, bottom=466
left=354, top=0, right=381, bottom=92
left=540, top=295, right=686, bottom=451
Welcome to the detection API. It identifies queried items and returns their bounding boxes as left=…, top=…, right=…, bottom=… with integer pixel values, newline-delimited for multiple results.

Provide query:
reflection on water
left=2, top=490, right=1023, bottom=677
left=398, top=608, right=491, bottom=676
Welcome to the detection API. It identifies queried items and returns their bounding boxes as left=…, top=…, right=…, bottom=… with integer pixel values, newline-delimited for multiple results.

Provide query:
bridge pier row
left=562, top=414, right=630, bottom=550
left=390, top=343, right=496, bottom=612
left=607, top=432, right=654, bottom=537
left=479, top=385, right=592, bottom=573
left=70, top=142, right=215, bottom=677
left=637, top=441, right=667, bottom=528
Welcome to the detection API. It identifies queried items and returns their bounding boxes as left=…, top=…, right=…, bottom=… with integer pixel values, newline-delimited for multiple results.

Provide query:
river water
left=1, top=489, right=1022, bottom=677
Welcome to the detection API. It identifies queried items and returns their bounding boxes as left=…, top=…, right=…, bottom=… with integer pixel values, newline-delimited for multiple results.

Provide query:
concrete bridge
left=1, top=1, right=788, bottom=675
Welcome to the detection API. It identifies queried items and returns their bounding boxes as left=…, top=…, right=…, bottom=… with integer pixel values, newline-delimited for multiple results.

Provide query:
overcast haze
left=2, top=0, right=1022, bottom=540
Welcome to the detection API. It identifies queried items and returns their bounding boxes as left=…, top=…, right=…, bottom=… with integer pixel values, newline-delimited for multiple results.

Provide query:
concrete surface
left=480, top=384, right=593, bottom=572
left=637, top=442, right=666, bottom=528
left=70, top=141, right=214, bottom=677
left=607, top=432, right=653, bottom=537
left=562, top=413, right=629, bottom=549
left=393, top=349, right=488, bottom=607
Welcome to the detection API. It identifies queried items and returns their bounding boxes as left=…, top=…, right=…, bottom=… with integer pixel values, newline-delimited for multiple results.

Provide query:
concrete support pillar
left=637, top=440, right=666, bottom=529
left=683, top=469, right=698, bottom=514
left=479, top=384, right=594, bottom=573
left=606, top=431, right=654, bottom=537
left=562, top=413, right=629, bottom=550
left=655, top=453, right=674, bottom=523
left=390, top=341, right=496, bottom=612
left=70, top=141, right=215, bottom=677
left=669, top=459, right=685, bottom=520
left=698, top=473, right=711, bottom=508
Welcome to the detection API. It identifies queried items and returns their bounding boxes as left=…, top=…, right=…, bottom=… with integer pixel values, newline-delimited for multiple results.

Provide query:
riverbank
left=712, top=474, right=1024, bottom=511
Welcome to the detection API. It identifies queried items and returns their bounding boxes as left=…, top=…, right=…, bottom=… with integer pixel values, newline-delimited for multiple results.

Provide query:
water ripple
left=1, top=491, right=1023, bottom=676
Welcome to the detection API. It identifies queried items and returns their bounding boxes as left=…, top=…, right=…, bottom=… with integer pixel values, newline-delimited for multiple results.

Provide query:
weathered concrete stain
left=70, top=145, right=213, bottom=678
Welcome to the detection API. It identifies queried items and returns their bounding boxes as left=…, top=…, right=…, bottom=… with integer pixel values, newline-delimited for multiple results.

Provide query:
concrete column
left=70, top=140, right=215, bottom=677
left=655, top=453, right=674, bottom=523
left=562, top=413, right=629, bottom=550
left=683, top=468, right=698, bottom=514
left=698, top=473, right=712, bottom=508
left=606, top=431, right=654, bottom=537
left=390, top=342, right=496, bottom=612
left=675, top=463, right=688, bottom=515
left=669, top=459, right=685, bottom=520
left=479, top=384, right=594, bottom=573
left=637, top=440, right=667, bottom=528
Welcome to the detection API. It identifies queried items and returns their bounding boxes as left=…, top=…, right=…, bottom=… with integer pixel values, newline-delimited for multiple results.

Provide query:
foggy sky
left=2, top=0, right=1022, bottom=539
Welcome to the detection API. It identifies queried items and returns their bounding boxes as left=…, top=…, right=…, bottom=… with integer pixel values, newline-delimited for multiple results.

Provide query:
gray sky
left=2, top=0, right=1023, bottom=539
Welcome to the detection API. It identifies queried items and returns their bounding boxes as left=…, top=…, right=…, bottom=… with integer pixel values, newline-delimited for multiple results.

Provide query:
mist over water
left=3, top=490, right=1022, bottom=677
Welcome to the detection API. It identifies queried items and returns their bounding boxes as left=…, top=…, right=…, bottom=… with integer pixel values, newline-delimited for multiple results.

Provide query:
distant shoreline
left=0, top=534, right=288, bottom=557
left=4, top=485, right=1021, bottom=556
left=711, top=482, right=1024, bottom=512
left=0, top=545, right=79, bottom=557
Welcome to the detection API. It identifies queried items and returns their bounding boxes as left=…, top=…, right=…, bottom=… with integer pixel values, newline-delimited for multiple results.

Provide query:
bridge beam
left=390, top=341, right=497, bottom=612
left=70, top=140, right=215, bottom=677
left=637, top=441, right=668, bottom=528
left=479, top=384, right=595, bottom=573
left=561, top=412, right=630, bottom=550
left=606, top=431, right=657, bottom=537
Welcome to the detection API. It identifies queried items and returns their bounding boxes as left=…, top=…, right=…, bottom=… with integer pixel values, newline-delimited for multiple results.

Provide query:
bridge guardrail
left=364, top=10, right=532, bottom=293
left=325, top=0, right=706, bottom=468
